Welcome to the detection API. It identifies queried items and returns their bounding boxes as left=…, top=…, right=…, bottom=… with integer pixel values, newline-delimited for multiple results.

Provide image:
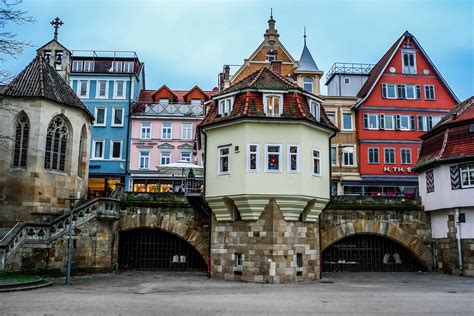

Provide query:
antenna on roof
left=270, top=8, right=273, bottom=19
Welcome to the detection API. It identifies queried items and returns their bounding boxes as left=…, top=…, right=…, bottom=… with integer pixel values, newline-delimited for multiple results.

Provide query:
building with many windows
left=128, top=85, right=214, bottom=192
left=414, top=96, right=474, bottom=276
left=350, top=31, right=459, bottom=196
left=69, top=51, right=145, bottom=196
left=199, top=66, right=337, bottom=283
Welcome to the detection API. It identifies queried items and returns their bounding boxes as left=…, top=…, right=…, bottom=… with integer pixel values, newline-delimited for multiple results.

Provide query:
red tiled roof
left=1, top=55, right=93, bottom=119
left=138, top=87, right=216, bottom=104
left=414, top=97, right=474, bottom=171
left=198, top=67, right=337, bottom=132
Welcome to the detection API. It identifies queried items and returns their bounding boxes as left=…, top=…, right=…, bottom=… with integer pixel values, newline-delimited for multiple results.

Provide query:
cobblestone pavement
left=1, top=272, right=473, bottom=315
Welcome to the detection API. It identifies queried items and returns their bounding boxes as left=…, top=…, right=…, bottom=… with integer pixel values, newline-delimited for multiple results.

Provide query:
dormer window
left=263, top=94, right=283, bottom=117
left=309, top=100, right=320, bottom=122
left=266, top=50, right=276, bottom=62
left=218, top=98, right=233, bottom=116
left=402, top=50, right=416, bottom=74
left=159, top=98, right=169, bottom=105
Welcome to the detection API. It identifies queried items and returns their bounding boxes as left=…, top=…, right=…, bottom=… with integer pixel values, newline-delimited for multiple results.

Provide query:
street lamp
left=65, top=194, right=79, bottom=285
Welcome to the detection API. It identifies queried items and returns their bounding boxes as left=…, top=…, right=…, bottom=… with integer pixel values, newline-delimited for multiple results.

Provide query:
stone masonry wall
left=211, top=199, right=320, bottom=284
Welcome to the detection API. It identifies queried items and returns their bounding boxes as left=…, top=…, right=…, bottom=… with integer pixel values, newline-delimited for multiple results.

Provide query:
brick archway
left=118, top=213, right=209, bottom=261
left=321, top=220, right=433, bottom=270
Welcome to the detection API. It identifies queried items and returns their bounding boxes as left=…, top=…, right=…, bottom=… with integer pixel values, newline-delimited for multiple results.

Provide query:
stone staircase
left=0, top=198, right=120, bottom=271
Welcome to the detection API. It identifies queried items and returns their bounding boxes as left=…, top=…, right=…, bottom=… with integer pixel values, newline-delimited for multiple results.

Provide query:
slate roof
left=296, top=43, right=319, bottom=72
left=356, top=31, right=458, bottom=104
left=0, top=55, right=93, bottom=119
left=414, top=97, right=474, bottom=172
left=199, top=67, right=337, bottom=132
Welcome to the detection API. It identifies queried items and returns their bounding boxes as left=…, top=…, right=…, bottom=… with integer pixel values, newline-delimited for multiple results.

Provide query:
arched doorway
left=118, top=229, right=207, bottom=271
left=322, top=234, right=426, bottom=272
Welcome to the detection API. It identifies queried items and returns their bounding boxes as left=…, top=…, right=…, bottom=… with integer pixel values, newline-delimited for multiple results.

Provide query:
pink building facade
left=129, top=85, right=214, bottom=192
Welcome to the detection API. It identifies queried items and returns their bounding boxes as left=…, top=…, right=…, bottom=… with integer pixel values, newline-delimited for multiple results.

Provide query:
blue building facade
left=69, top=51, right=145, bottom=196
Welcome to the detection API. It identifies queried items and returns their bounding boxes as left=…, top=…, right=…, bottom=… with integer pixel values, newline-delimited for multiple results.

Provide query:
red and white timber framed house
left=349, top=31, right=459, bottom=197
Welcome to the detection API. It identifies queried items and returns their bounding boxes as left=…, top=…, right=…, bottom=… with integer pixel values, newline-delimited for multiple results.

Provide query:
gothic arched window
left=44, top=116, right=70, bottom=172
left=78, top=125, right=86, bottom=178
left=12, top=113, right=30, bottom=168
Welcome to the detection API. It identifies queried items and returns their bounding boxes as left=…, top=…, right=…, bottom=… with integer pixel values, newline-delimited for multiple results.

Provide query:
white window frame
left=113, top=80, right=126, bottom=99
left=331, top=146, right=337, bottom=166
left=368, top=147, right=380, bottom=164
left=160, top=151, right=171, bottom=165
left=218, top=146, right=231, bottom=175
left=140, top=122, right=152, bottom=139
left=401, top=148, right=412, bottom=164
left=425, top=84, right=436, bottom=100
left=123, top=61, right=134, bottom=73
left=309, top=100, right=320, bottom=121
left=247, top=143, right=260, bottom=172
left=161, top=122, right=172, bottom=139
left=113, top=61, right=123, bottom=73
left=139, top=151, right=150, bottom=170
left=111, top=107, right=124, bottom=127
left=382, top=84, right=397, bottom=99
left=303, top=77, right=313, bottom=93
left=312, top=148, right=321, bottom=177
left=383, top=114, right=395, bottom=130
left=109, top=140, right=123, bottom=160
left=181, top=123, right=193, bottom=140
left=265, top=144, right=282, bottom=173
left=402, top=50, right=417, bottom=74
left=180, top=151, right=192, bottom=162
left=94, top=107, right=107, bottom=127
left=460, top=164, right=474, bottom=188
left=342, top=146, right=355, bottom=167
left=400, top=115, right=411, bottom=131
left=341, top=112, right=353, bottom=131
left=159, top=98, right=169, bottom=105
left=384, top=148, right=396, bottom=164
left=218, top=97, right=234, bottom=116
left=367, top=114, right=379, bottom=130
left=326, top=111, right=336, bottom=125
left=96, top=80, right=108, bottom=99
left=78, top=80, right=89, bottom=98
left=83, top=60, right=94, bottom=72
left=191, top=99, right=201, bottom=105
left=92, top=140, right=105, bottom=160
left=72, top=60, right=83, bottom=72
left=405, top=84, right=420, bottom=100
left=263, top=94, right=283, bottom=117
left=287, top=144, right=300, bottom=173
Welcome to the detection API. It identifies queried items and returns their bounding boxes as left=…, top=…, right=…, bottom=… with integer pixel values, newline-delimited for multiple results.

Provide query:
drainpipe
left=455, top=208, right=463, bottom=275
left=125, top=74, right=132, bottom=192
left=201, top=128, right=211, bottom=279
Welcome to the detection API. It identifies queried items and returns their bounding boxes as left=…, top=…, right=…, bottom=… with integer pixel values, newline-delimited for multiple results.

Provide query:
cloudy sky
left=2, top=0, right=473, bottom=99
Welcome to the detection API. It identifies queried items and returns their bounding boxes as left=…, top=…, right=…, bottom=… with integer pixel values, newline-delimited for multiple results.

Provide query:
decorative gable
left=158, top=143, right=174, bottom=150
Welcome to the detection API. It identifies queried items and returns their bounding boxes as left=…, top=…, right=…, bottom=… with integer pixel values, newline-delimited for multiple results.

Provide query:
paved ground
left=1, top=271, right=473, bottom=315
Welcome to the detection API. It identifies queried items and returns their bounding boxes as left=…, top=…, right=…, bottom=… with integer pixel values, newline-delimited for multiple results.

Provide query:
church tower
left=36, top=17, right=72, bottom=82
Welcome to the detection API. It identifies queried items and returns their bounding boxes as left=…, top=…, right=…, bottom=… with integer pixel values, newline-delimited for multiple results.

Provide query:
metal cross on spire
left=50, top=17, right=63, bottom=41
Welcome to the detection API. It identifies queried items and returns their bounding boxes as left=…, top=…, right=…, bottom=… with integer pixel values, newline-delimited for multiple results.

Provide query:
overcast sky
left=3, top=0, right=473, bottom=99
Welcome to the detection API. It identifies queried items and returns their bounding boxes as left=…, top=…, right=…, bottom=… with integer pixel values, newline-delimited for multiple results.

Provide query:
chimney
left=223, top=65, right=230, bottom=80
left=271, top=60, right=282, bottom=74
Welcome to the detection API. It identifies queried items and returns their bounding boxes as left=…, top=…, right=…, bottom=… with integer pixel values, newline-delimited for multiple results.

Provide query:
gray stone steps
left=0, top=278, right=52, bottom=292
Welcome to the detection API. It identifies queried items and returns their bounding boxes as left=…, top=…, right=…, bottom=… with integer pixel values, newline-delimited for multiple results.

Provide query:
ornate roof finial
left=270, top=8, right=273, bottom=19
left=304, top=26, right=307, bottom=46
left=50, top=17, right=63, bottom=41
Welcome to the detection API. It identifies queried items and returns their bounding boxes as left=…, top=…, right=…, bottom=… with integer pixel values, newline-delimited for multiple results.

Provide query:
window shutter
left=397, top=85, right=402, bottom=99
left=395, top=115, right=401, bottom=130
left=418, top=116, right=423, bottom=131
left=363, top=114, right=368, bottom=129
left=379, top=114, right=385, bottom=130
left=450, top=165, right=461, bottom=190
left=416, top=85, right=421, bottom=99
left=428, top=116, right=433, bottom=130
left=410, top=115, right=416, bottom=130
left=382, top=84, right=387, bottom=98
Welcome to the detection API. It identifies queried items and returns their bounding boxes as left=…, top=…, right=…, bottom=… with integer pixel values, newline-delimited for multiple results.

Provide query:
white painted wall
left=431, top=208, right=474, bottom=239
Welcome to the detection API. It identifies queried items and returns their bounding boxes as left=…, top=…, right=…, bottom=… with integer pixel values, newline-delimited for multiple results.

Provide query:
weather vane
left=50, top=17, right=63, bottom=41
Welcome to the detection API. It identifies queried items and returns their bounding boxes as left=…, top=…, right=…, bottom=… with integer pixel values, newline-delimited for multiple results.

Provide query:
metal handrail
left=326, top=62, right=375, bottom=81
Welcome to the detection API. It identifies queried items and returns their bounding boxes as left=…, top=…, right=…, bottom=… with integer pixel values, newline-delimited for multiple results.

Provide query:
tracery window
left=44, top=116, right=69, bottom=172
left=12, top=113, right=30, bottom=168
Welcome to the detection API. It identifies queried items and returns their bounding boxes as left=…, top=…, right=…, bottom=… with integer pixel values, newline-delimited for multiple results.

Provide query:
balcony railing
left=326, top=62, right=374, bottom=82
left=136, top=103, right=204, bottom=117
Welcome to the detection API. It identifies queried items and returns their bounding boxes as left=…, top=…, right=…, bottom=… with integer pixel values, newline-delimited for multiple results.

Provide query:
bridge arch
left=321, top=220, right=433, bottom=270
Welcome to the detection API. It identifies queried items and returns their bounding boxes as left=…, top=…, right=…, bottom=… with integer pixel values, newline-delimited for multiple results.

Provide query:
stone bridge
left=320, top=196, right=433, bottom=269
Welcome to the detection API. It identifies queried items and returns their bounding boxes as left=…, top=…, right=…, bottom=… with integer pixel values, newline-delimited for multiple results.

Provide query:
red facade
left=355, top=32, right=458, bottom=190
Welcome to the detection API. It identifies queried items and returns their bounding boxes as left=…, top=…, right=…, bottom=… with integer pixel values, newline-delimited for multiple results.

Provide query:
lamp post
left=65, top=194, right=79, bottom=285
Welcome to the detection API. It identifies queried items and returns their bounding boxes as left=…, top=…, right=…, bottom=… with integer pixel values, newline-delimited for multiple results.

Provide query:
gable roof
left=0, top=55, right=93, bottom=119
left=138, top=87, right=216, bottom=104
left=37, top=39, right=71, bottom=54
left=295, top=43, right=320, bottom=72
left=151, top=85, right=179, bottom=102
left=199, top=67, right=336, bottom=132
left=414, top=97, right=474, bottom=172
left=356, top=31, right=459, bottom=106
left=182, top=85, right=210, bottom=101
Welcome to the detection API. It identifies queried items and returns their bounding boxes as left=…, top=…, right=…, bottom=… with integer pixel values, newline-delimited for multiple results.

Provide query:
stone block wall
left=211, top=199, right=320, bottom=283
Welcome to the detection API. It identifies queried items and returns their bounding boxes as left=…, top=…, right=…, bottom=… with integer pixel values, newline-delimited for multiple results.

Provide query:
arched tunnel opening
left=118, top=228, right=207, bottom=271
left=322, top=234, right=427, bottom=272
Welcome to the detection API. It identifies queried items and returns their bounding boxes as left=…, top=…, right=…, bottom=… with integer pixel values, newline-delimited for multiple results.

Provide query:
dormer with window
left=266, top=50, right=277, bottom=62
left=309, top=99, right=320, bottom=122
left=263, top=94, right=283, bottom=117
left=218, top=97, right=234, bottom=116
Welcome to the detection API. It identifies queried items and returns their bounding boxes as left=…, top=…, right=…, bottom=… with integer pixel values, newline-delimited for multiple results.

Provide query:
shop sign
left=383, top=166, right=413, bottom=173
